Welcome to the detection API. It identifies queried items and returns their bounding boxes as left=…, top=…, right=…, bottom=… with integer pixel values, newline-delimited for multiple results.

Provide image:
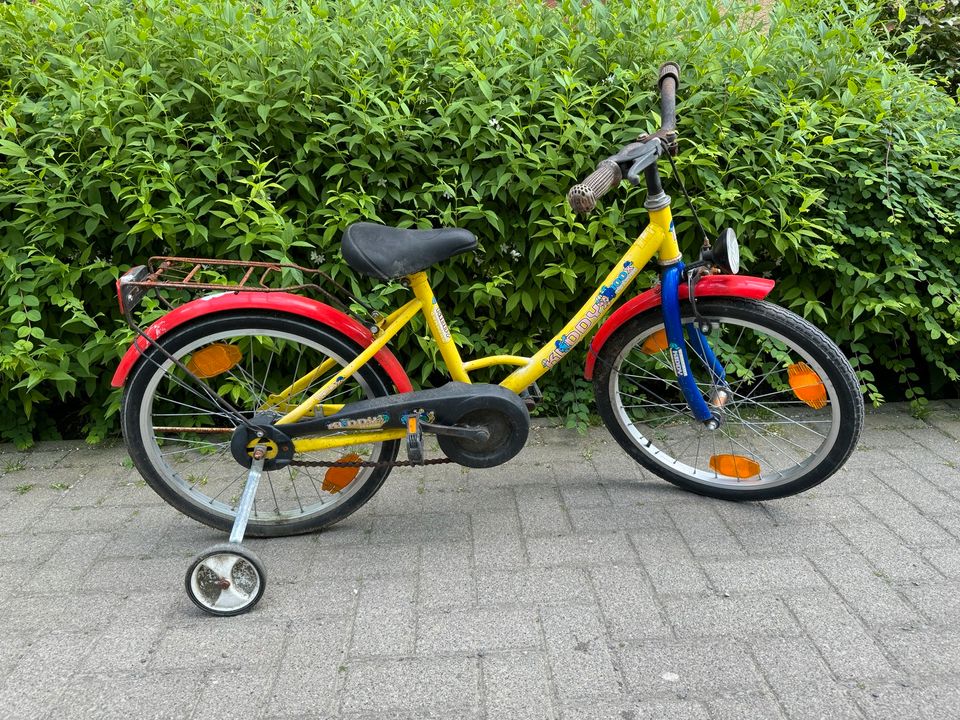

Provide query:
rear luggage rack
left=116, top=256, right=366, bottom=318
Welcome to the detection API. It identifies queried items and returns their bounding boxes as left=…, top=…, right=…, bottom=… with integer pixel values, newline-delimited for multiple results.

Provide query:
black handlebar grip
left=658, top=62, right=680, bottom=89
left=567, top=160, right=623, bottom=214
left=658, top=62, right=680, bottom=134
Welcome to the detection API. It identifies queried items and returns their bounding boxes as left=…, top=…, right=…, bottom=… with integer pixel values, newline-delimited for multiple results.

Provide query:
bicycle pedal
left=520, top=381, right=543, bottom=411
left=405, top=413, right=424, bottom=464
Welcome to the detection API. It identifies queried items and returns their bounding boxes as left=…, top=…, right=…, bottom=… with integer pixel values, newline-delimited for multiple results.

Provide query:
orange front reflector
left=187, top=344, right=242, bottom=379
left=709, top=454, right=761, bottom=479
left=322, top=453, right=362, bottom=493
left=788, top=362, right=827, bottom=409
left=641, top=329, right=669, bottom=355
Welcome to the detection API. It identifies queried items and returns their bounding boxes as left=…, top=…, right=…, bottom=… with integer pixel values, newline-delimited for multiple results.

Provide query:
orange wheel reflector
left=187, top=344, right=243, bottom=379
left=642, top=329, right=669, bottom=355
left=788, top=362, right=827, bottom=409
left=322, top=453, right=362, bottom=493
left=709, top=454, right=761, bottom=479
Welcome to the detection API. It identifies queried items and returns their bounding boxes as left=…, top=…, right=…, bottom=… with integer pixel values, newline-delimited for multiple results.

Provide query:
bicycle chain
left=289, top=456, right=453, bottom=469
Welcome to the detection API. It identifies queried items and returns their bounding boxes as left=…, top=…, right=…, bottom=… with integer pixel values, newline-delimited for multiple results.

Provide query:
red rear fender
left=111, top=291, right=413, bottom=392
left=584, top=275, right=775, bottom=380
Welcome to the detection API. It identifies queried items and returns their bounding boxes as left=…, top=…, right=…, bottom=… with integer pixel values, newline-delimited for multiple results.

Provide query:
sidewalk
left=1, top=401, right=959, bottom=720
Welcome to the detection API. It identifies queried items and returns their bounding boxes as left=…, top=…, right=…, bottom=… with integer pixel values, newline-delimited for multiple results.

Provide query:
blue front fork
left=660, top=263, right=726, bottom=425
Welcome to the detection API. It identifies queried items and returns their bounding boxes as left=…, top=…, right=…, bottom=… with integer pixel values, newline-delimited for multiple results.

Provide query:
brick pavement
left=1, top=401, right=959, bottom=719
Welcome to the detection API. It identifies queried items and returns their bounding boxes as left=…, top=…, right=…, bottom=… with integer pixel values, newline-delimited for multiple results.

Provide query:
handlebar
left=567, top=61, right=680, bottom=215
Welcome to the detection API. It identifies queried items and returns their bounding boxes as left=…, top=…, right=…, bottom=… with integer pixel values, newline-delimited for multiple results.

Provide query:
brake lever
left=624, top=141, right=665, bottom=185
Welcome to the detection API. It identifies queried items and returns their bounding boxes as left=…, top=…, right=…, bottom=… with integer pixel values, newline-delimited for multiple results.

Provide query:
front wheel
left=594, top=298, right=863, bottom=500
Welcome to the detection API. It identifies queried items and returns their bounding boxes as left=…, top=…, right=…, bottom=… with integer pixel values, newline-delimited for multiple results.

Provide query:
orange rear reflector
left=642, top=329, right=669, bottom=355
left=788, top=362, right=827, bottom=409
left=709, top=454, right=760, bottom=479
left=323, top=453, right=362, bottom=493
left=187, top=344, right=242, bottom=379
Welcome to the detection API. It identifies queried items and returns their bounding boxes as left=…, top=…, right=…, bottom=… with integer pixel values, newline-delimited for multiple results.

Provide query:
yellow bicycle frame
left=277, top=207, right=679, bottom=453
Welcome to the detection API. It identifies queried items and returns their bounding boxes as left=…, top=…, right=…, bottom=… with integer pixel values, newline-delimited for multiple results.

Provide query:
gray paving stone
left=921, top=546, right=960, bottom=578
left=730, top=521, right=852, bottom=560
left=80, top=593, right=174, bottom=673
left=562, top=699, right=710, bottom=720
left=877, top=466, right=960, bottom=515
left=0, top=490, right=59, bottom=533
left=81, top=555, right=185, bottom=594
left=268, top=618, right=346, bottom=717
left=417, top=606, right=539, bottom=654
left=810, top=552, right=922, bottom=629
left=706, top=692, right=788, bottom=720
left=664, top=593, right=800, bottom=640
left=420, top=541, right=475, bottom=609
left=590, top=565, right=669, bottom=641
left=833, top=518, right=942, bottom=583
left=0, top=631, right=93, bottom=719
left=313, top=543, right=419, bottom=579
left=526, top=532, right=637, bottom=568
left=702, top=556, right=827, bottom=595
left=878, top=627, right=960, bottom=675
left=4, top=591, right=122, bottom=636
left=423, top=485, right=516, bottom=514
left=618, top=638, right=765, bottom=698
left=482, top=651, right=553, bottom=719
left=151, top=619, right=287, bottom=670
left=0, top=530, right=63, bottom=564
left=559, top=484, right=613, bottom=509
left=540, top=604, right=620, bottom=702
left=57, top=671, right=202, bottom=720
left=857, top=490, right=956, bottom=547
left=194, top=668, right=274, bottom=720
left=369, top=511, right=470, bottom=544
left=786, top=590, right=895, bottom=680
left=566, top=503, right=673, bottom=534
left=516, top=484, right=572, bottom=536
left=630, top=530, right=713, bottom=597
left=476, top=567, right=592, bottom=606
left=473, top=534, right=528, bottom=571
left=748, top=637, right=865, bottom=720
left=0, top=633, right=28, bottom=676
left=667, top=504, right=745, bottom=558
left=900, top=581, right=960, bottom=628
left=350, top=575, right=415, bottom=657
left=341, top=657, right=480, bottom=714
left=852, top=681, right=960, bottom=720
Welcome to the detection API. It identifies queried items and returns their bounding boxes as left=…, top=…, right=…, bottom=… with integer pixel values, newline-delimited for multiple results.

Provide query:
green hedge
left=1, top=0, right=958, bottom=446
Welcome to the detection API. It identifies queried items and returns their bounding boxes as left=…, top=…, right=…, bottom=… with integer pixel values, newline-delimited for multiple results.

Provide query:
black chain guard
left=437, top=395, right=530, bottom=468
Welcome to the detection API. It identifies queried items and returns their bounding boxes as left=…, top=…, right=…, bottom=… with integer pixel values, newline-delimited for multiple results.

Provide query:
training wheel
left=185, top=543, right=266, bottom=617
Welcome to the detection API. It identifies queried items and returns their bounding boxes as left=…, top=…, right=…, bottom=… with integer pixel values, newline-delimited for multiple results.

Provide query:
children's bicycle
left=113, top=63, right=864, bottom=615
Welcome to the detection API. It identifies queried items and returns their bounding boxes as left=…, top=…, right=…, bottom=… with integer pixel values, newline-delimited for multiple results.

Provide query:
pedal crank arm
left=420, top=421, right=491, bottom=442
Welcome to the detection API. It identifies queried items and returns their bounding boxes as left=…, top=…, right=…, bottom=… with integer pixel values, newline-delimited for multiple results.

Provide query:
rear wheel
left=121, top=311, right=400, bottom=536
left=593, top=298, right=863, bottom=500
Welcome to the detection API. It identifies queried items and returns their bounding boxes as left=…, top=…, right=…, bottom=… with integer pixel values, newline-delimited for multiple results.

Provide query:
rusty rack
left=117, top=256, right=379, bottom=326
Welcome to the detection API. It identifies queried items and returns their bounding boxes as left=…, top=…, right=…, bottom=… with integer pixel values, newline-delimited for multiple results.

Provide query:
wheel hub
left=229, top=419, right=294, bottom=471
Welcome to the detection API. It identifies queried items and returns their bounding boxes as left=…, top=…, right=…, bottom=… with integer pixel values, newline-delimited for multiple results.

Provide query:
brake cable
left=665, top=146, right=713, bottom=332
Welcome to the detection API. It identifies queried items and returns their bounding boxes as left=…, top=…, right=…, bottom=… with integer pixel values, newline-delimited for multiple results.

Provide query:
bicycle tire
left=593, top=298, right=863, bottom=500
left=121, top=311, right=400, bottom=536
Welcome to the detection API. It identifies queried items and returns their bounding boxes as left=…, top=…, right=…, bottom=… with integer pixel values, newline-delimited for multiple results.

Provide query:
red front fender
left=584, top=275, right=776, bottom=380
left=111, top=291, right=413, bottom=392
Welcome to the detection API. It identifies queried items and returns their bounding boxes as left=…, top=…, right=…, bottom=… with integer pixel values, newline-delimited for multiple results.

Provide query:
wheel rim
left=137, top=326, right=388, bottom=527
left=189, top=552, right=261, bottom=612
left=609, top=313, right=841, bottom=490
